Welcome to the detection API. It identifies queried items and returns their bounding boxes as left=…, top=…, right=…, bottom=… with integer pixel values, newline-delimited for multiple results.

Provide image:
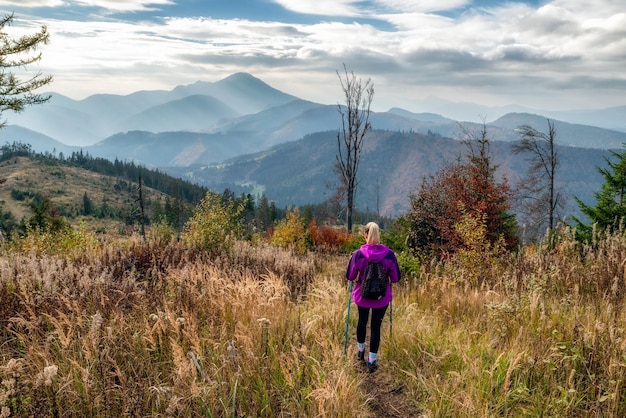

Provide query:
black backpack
left=360, top=261, right=388, bottom=300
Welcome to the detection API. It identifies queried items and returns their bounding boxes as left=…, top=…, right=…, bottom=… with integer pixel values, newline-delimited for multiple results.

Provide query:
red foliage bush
left=308, top=221, right=351, bottom=253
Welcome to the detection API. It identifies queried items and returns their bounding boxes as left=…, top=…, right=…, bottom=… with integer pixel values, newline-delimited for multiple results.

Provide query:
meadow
left=1, top=225, right=626, bottom=417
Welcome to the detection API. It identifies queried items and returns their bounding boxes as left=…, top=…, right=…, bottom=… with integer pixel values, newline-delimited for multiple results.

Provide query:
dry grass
left=0, top=236, right=366, bottom=417
left=3, top=227, right=626, bottom=416
left=385, top=228, right=626, bottom=417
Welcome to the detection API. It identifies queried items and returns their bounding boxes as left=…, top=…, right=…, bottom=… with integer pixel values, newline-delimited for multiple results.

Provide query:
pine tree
left=574, top=148, right=626, bottom=242
left=0, top=13, right=52, bottom=127
left=256, top=194, right=271, bottom=232
left=82, top=192, right=93, bottom=215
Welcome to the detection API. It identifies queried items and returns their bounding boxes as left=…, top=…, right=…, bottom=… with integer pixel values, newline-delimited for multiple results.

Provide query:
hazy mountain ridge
left=1, top=71, right=623, bottom=155
left=491, top=113, right=626, bottom=148
left=116, top=95, right=241, bottom=133
left=0, top=72, right=623, bottom=221
left=89, top=130, right=251, bottom=167
left=4, top=72, right=298, bottom=146
left=406, top=97, right=626, bottom=133
left=537, top=105, right=626, bottom=133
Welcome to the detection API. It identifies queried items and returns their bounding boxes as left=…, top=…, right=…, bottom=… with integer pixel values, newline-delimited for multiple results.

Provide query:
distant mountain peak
left=215, top=72, right=288, bottom=95
left=220, top=72, right=259, bottom=82
left=183, top=73, right=267, bottom=91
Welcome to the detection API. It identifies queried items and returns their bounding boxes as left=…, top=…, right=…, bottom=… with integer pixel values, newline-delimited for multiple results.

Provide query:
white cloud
left=6, top=0, right=624, bottom=111
left=0, top=0, right=63, bottom=6
left=272, top=0, right=471, bottom=17
left=373, top=0, right=470, bottom=13
left=0, top=0, right=175, bottom=12
left=271, top=0, right=362, bottom=17
left=72, top=0, right=174, bottom=12
left=551, top=0, right=626, bottom=18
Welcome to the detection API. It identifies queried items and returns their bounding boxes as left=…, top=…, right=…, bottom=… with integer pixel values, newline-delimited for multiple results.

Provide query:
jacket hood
left=359, top=243, right=390, bottom=263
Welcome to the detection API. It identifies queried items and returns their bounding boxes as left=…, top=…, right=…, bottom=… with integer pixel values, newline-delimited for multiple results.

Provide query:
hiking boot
left=357, top=351, right=365, bottom=362
left=366, top=360, right=378, bottom=373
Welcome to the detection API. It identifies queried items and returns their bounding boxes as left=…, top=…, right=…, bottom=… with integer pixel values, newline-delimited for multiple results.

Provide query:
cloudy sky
left=0, top=0, right=624, bottom=114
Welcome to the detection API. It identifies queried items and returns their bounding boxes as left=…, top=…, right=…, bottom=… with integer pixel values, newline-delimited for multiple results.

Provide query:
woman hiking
left=345, top=221, right=400, bottom=372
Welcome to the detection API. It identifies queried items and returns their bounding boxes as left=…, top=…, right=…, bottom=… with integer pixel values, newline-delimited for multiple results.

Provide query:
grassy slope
left=0, top=156, right=168, bottom=230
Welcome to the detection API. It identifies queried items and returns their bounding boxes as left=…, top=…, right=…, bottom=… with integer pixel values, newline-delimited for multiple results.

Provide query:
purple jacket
left=345, top=243, right=400, bottom=308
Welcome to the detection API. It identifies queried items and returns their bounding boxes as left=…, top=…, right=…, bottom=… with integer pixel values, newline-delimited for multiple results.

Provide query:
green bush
left=396, top=250, right=421, bottom=281
left=148, top=219, right=178, bottom=246
left=8, top=221, right=100, bottom=258
left=181, top=192, right=244, bottom=255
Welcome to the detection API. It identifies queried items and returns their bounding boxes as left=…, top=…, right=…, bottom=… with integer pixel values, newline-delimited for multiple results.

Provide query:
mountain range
left=0, top=72, right=624, bottom=218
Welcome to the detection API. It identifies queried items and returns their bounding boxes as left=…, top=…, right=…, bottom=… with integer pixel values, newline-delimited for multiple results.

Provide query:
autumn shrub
left=271, top=208, right=309, bottom=255
left=404, top=133, right=517, bottom=258
left=339, top=232, right=365, bottom=254
left=445, top=206, right=508, bottom=286
left=308, top=221, right=351, bottom=253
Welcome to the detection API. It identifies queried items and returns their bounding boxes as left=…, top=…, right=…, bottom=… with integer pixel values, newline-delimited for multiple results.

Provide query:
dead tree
left=513, top=119, right=562, bottom=241
left=335, top=64, right=374, bottom=233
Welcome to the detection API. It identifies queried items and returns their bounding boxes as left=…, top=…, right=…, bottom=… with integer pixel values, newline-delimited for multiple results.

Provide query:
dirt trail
left=329, top=256, right=424, bottom=417
left=356, top=361, right=424, bottom=417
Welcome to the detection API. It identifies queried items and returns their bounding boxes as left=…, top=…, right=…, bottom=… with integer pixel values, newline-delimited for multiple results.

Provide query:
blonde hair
left=364, top=222, right=381, bottom=244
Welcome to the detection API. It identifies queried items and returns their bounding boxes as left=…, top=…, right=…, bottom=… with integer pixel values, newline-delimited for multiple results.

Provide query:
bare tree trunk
left=513, top=118, right=560, bottom=240
left=137, top=173, right=146, bottom=240
left=335, top=64, right=374, bottom=233
left=548, top=122, right=556, bottom=230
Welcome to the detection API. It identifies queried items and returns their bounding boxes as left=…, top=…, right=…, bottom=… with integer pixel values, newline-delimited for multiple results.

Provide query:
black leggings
left=356, top=305, right=388, bottom=353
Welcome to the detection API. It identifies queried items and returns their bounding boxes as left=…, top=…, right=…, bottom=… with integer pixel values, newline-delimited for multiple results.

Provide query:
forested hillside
left=174, top=129, right=611, bottom=219
left=0, top=143, right=209, bottom=235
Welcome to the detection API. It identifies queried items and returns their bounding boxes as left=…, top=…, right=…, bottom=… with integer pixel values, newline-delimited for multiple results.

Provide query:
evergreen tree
left=82, top=192, right=93, bottom=215
left=0, top=206, right=16, bottom=237
left=257, top=194, right=271, bottom=232
left=0, top=13, right=52, bottom=128
left=26, top=196, right=66, bottom=232
left=574, top=148, right=626, bottom=242
left=240, top=193, right=255, bottom=236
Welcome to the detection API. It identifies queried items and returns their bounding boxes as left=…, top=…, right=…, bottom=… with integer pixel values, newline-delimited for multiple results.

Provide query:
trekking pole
left=389, top=282, right=393, bottom=338
left=390, top=299, right=393, bottom=338
left=343, top=280, right=353, bottom=357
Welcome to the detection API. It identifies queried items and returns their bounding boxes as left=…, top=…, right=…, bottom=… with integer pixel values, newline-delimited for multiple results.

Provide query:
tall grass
left=386, top=227, right=626, bottom=417
left=0, top=236, right=364, bottom=417
left=3, top=226, right=626, bottom=416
